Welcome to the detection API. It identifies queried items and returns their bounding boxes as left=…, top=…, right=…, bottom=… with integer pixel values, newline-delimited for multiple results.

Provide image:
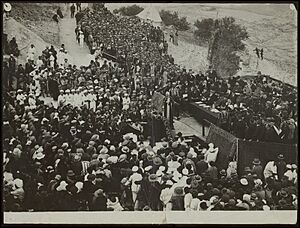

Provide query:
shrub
left=159, top=10, right=190, bottom=31
left=194, top=18, right=215, bottom=44
left=114, top=4, right=144, bottom=16
left=194, top=17, right=248, bottom=77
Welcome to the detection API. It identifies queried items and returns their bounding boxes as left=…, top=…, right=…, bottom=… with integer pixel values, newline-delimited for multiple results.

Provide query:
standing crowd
left=3, top=3, right=297, bottom=212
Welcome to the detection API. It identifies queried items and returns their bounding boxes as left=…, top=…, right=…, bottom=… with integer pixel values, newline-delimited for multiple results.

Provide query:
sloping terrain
left=3, top=17, right=52, bottom=64
left=10, top=3, right=61, bottom=45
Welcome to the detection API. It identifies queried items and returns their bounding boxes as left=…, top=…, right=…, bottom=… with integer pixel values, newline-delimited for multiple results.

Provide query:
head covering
left=174, top=187, right=184, bottom=195
left=132, top=166, right=139, bottom=172
left=56, top=181, right=68, bottom=191
left=153, top=157, right=163, bottom=166
left=144, top=166, right=153, bottom=172
left=148, top=174, right=158, bottom=182
left=118, top=154, right=127, bottom=163
left=14, top=178, right=23, bottom=188
left=240, top=178, right=248, bottom=186
left=252, top=158, right=261, bottom=165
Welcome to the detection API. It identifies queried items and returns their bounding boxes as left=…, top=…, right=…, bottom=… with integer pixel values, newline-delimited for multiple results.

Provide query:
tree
left=113, top=5, right=144, bottom=16
left=194, top=18, right=214, bottom=44
left=194, top=17, right=248, bottom=77
left=159, top=10, right=190, bottom=31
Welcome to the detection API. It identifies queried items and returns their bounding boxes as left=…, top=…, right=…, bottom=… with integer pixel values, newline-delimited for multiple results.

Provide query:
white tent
left=137, top=6, right=162, bottom=26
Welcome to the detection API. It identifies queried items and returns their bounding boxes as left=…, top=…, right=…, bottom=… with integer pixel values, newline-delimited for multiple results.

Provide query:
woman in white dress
left=49, top=53, right=55, bottom=68
left=89, top=90, right=97, bottom=111
left=122, top=93, right=130, bottom=111
left=79, top=31, right=84, bottom=47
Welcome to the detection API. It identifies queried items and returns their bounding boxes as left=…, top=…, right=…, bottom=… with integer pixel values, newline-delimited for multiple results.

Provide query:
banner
left=206, top=124, right=238, bottom=170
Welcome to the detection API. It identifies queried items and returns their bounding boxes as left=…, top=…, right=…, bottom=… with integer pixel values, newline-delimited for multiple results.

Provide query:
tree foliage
left=194, top=18, right=214, bottom=44
left=194, top=17, right=248, bottom=77
left=113, top=4, right=144, bottom=16
left=159, top=10, right=190, bottom=31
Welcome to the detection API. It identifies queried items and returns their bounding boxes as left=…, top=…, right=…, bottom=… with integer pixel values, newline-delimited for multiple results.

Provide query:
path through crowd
left=58, top=4, right=93, bottom=66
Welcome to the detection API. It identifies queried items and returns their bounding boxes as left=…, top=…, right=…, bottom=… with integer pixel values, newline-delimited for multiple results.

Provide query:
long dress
left=79, top=34, right=84, bottom=47
left=163, top=97, right=173, bottom=128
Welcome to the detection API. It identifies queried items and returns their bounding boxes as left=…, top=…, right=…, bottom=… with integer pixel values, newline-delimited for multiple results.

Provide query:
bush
left=114, top=4, right=144, bottom=16
left=194, top=18, right=214, bottom=44
left=159, top=10, right=190, bottom=31
left=194, top=17, right=248, bottom=77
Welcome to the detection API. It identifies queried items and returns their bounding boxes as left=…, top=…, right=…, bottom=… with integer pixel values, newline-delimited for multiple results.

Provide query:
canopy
left=137, top=6, right=162, bottom=24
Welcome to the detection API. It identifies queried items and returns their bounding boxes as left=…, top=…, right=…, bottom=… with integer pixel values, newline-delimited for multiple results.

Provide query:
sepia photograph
left=2, top=2, right=298, bottom=224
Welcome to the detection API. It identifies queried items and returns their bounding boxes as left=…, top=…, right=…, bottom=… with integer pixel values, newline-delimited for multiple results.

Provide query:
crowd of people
left=164, top=69, right=297, bottom=144
left=3, top=3, right=297, bottom=212
left=75, top=4, right=297, bottom=144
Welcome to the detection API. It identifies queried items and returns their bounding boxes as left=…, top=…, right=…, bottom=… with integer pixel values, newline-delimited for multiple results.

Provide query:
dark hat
left=219, top=169, right=226, bottom=176
left=244, top=166, right=251, bottom=172
left=174, top=187, right=184, bottom=195
left=67, top=170, right=75, bottom=177
left=278, top=154, right=285, bottom=160
left=87, top=174, right=96, bottom=181
left=148, top=174, right=158, bottom=182
left=279, top=190, right=288, bottom=198
left=179, top=151, right=186, bottom=158
left=191, top=180, right=199, bottom=189
left=221, top=194, right=230, bottom=203
left=199, top=201, right=208, bottom=210
left=252, top=158, right=261, bottom=165
left=228, top=199, right=236, bottom=206
left=153, top=157, right=163, bottom=166
left=212, top=188, right=220, bottom=196
left=194, top=175, right=202, bottom=182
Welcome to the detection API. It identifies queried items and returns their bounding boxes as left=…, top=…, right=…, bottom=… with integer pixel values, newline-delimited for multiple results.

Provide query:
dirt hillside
left=10, top=3, right=62, bottom=45
left=3, top=17, right=52, bottom=65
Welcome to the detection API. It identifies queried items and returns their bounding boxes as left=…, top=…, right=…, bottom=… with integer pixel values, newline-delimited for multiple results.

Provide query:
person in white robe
left=27, top=44, right=36, bottom=62
left=57, top=90, right=66, bottom=107
left=49, top=53, right=55, bottom=68
left=79, top=31, right=84, bottom=47
left=122, top=93, right=130, bottom=111
left=89, top=90, right=97, bottom=111
left=28, top=93, right=36, bottom=110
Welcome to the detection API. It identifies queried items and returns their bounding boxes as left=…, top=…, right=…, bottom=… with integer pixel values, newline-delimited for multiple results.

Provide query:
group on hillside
left=2, top=3, right=297, bottom=212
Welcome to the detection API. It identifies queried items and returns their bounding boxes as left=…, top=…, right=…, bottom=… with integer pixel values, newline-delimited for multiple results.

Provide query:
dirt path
left=58, top=4, right=92, bottom=66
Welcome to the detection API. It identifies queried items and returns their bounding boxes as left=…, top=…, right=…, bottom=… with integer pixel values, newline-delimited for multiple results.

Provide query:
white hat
left=156, top=170, right=163, bottom=177
left=132, top=166, right=139, bottom=172
left=243, top=194, right=251, bottom=203
left=75, top=182, right=83, bottom=193
left=159, top=166, right=166, bottom=172
left=4, top=172, right=14, bottom=183
left=286, top=164, right=292, bottom=169
left=34, top=152, right=45, bottom=160
left=240, top=178, right=248, bottom=186
left=66, top=89, right=70, bottom=93
left=254, top=179, right=262, bottom=186
left=292, top=164, right=297, bottom=169
left=182, top=168, right=189, bottom=176
left=56, top=181, right=68, bottom=191
left=144, top=166, right=153, bottom=172
left=166, top=180, right=173, bottom=186
left=131, top=149, right=138, bottom=156
left=14, top=178, right=23, bottom=188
